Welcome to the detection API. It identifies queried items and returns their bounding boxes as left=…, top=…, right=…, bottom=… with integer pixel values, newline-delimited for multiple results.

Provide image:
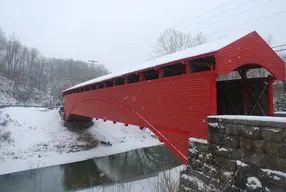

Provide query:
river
left=0, top=145, right=182, bottom=192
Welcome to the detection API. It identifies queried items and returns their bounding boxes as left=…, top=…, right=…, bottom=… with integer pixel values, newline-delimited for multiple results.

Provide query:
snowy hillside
left=0, top=76, right=53, bottom=106
left=0, top=107, right=161, bottom=175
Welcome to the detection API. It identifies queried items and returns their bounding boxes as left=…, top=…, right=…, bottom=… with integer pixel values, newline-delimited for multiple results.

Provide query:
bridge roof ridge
left=64, top=30, right=255, bottom=92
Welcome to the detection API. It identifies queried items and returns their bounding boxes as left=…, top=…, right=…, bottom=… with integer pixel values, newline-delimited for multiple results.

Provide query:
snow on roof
left=64, top=31, right=255, bottom=92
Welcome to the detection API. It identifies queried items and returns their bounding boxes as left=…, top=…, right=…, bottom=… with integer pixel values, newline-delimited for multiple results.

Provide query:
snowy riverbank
left=0, top=107, right=161, bottom=175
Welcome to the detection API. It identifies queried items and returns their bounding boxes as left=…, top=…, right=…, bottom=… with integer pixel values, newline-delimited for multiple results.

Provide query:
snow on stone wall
left=274, top=111, right=286, bottom=118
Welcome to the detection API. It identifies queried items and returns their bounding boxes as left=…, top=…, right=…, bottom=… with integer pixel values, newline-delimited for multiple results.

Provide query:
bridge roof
left=64, top=31, right=255, bottom=92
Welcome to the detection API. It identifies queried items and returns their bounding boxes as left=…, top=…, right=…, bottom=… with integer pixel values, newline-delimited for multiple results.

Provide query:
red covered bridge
left=62, top=31, right=285, bottom=163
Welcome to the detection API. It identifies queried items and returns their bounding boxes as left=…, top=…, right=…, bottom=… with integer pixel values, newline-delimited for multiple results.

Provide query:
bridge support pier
left=64, top=114, right=94, bottom=130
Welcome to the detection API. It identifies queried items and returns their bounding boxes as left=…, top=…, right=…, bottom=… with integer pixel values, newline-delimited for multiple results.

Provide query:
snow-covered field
left=0, top=107, right=161, bottom=175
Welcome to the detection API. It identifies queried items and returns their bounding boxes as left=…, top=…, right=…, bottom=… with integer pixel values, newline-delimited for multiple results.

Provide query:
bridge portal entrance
left=217, top=65, right=273, bottom=116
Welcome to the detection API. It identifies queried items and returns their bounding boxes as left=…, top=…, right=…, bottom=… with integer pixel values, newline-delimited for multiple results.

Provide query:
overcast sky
left=0, top=0, right=285, bottom=73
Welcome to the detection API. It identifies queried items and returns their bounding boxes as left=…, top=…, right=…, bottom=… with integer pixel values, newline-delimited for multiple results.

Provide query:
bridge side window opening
left=142, top=69, right=159, bottom=81
left=114, top=77, right=125, bottom=86
left=90, top=84, right=97, bottom=90
left=84, top=86, right=90, bottom=91
left=162, top=63, right=186, bottom=78
left=97, top=82, right=104, bottom=89
left=189, top=56, right=215, bottom=73
left=105, top=80, right=113, bottom=88
left=127, top=74, right=140, bottom=84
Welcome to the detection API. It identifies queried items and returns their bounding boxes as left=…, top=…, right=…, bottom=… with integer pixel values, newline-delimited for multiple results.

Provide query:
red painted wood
left=158, top=68, right=163, bottom=78
left=211, top=67, right=217, bottom=115
left=185, top=62, right=190, bottom=74
left=139, top=73, right=144, bottom=81
left=215, top=31, right=285, bottom=80
left=64, top=72, right=213, bottom=163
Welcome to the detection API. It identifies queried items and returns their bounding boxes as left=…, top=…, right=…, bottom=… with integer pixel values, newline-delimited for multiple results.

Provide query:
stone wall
left=274, top=112, right=286, bottom=118
left=179, top=116, right=286, bottom=192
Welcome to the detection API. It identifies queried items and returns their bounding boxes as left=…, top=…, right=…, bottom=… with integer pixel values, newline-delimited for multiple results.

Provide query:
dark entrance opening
left=216, top=65, right=271, bottom=116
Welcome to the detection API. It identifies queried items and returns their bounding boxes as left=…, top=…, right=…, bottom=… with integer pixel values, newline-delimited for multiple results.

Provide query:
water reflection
left=0, top=145, right=181, bottom=192
left=63, top=160, right=112, bottom=191
left=94, top=145, right=180, bottom=182
left=0, top=165, right=65, bottom=192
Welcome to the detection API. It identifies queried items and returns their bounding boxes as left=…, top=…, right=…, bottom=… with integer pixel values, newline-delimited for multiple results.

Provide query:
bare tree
left=0, top=27, right=6, bottom=53
left=152, top=28, right=206, bottom=58
left=0, top=27, right=7, bottom=74
left=265, top=35, right=272, bottom=46
left=0, top=27, right=110, bottom=103
left=4, top=35, right=23, bottom=80
left=192, top=32, right=207, bottom=46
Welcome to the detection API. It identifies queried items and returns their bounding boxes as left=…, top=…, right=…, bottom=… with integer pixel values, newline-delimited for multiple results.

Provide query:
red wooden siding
left=216, top=31, right=285, bottom=80
left=64, top=71, right=213, bottom=162
left=63, top=31, right=285, bottom=164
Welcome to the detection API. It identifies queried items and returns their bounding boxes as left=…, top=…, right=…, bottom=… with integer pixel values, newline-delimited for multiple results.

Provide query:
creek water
left=0, top=145, right=182, bottom=192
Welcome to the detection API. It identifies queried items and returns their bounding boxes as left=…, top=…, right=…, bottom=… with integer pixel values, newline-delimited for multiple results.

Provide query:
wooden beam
left=158, top=68, right=163, bottom=79
left=139, top=73, right=144, bottom=81
left=249, top=84, right=267, bottom=115
left=211, top=70, right=217, bottom=115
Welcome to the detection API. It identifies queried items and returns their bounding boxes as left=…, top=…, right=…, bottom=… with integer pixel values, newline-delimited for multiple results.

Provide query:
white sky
left=0, top=0, right=285, bottom=73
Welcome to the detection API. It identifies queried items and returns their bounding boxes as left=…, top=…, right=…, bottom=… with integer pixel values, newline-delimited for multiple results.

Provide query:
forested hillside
left=0, top=27, right=109, bottom=104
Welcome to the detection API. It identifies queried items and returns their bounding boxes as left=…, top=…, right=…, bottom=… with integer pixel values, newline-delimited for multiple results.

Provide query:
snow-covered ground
left=0, top=107, right=161, bottom=175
